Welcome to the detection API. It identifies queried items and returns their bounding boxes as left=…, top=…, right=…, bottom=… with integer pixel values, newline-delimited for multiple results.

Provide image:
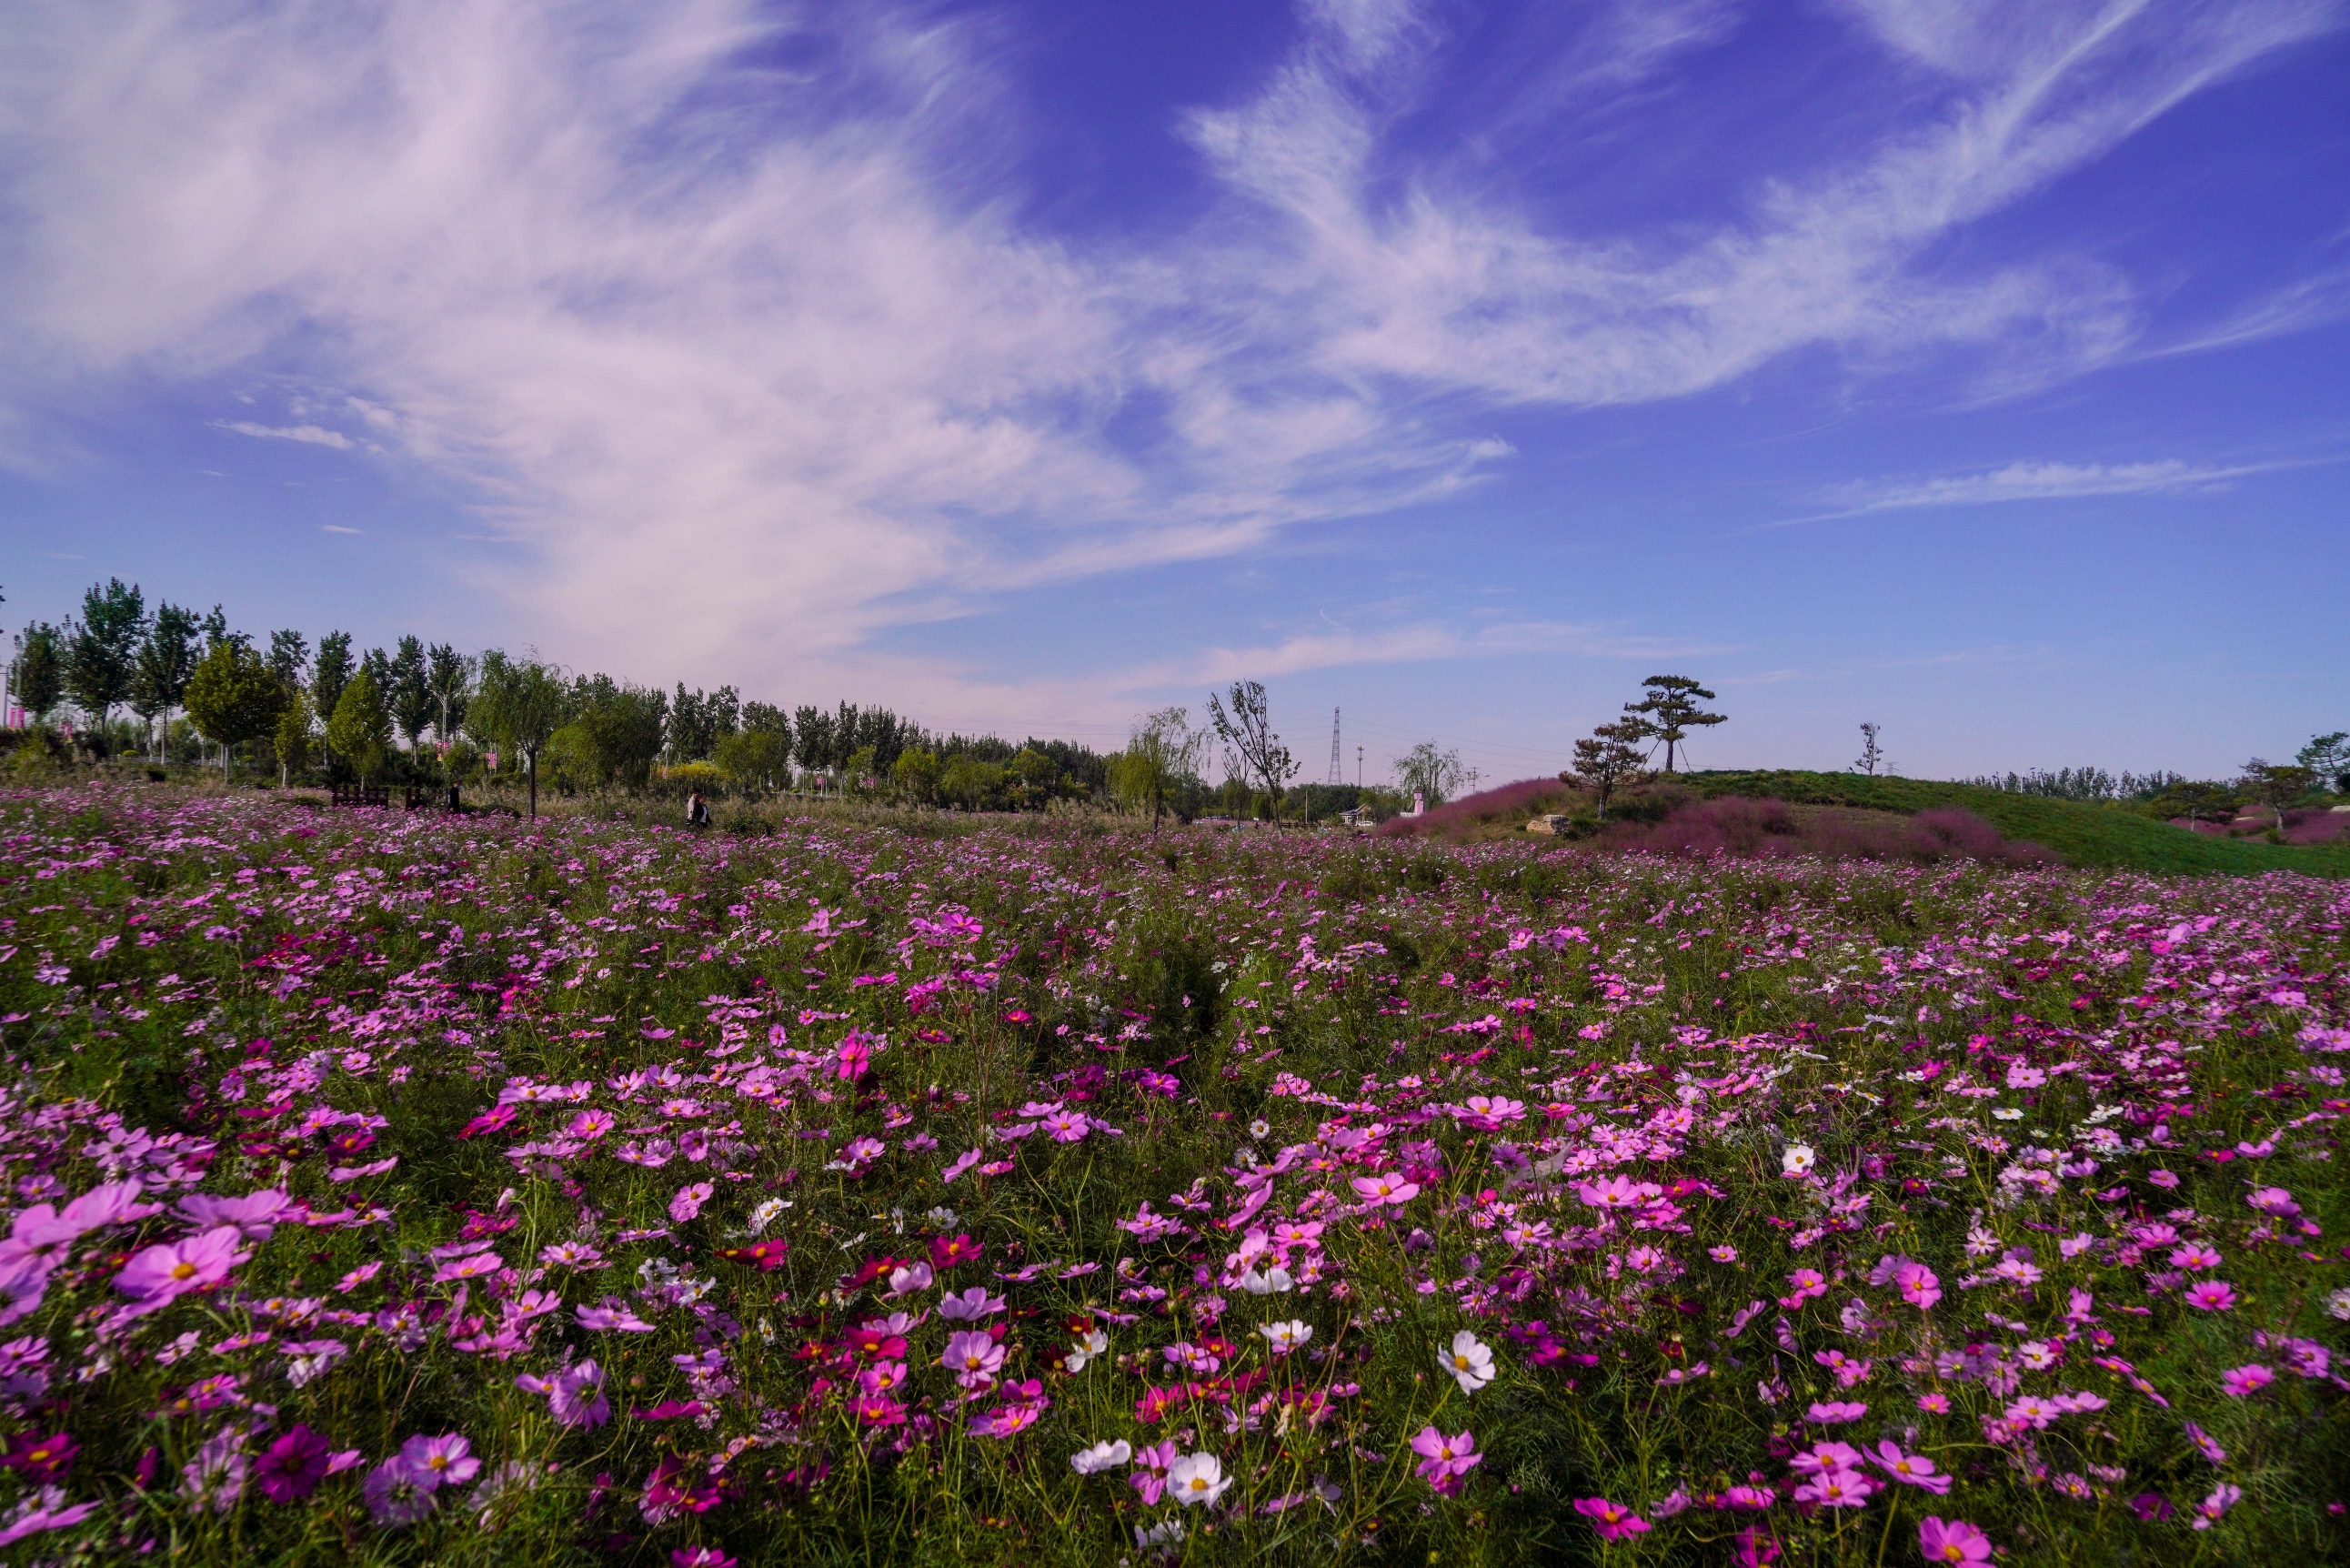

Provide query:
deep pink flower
left=1410, top=1425, right=1481, bottom=1493
left=1893, top=1261, right=1942, bottom=1311
left=929, top=1233, right=984, bottom=1269
left=1574, top=1497, right=1651, bottom=1541
left=2184, top=1280, right=2236, bottom=1312
left=255, top=1426, right=329, bottom=1503
left=0, top=1432, right=77, bottom=1479
left=2220, top=1364, right=2273, bottom=1397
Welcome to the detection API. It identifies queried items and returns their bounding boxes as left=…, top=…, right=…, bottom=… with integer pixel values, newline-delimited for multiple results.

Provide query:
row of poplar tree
left=5, top=578, right=1110, bottom=810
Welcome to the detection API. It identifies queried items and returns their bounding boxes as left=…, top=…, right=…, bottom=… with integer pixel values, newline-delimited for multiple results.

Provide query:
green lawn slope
left=1682, top=769, right=2350, bottom=876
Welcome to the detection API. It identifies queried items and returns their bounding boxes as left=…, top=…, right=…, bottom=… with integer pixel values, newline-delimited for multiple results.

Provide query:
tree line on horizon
left=0, top=578, right=1134, bottom=815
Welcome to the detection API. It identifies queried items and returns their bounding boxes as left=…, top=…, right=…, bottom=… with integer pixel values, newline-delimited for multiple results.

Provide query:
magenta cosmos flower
left=2184, top=1281, right=2237, bottom=1312
left=1410, top=1426, right=1481, bottom=1494
left=2221, top=1364, right=2274, bottom=1397
left=113, top=1227, right=249, bottom=1319
left=1573, top=1498, right=1650, bottom=1541
left=1918, top=1516, right=1994, bottom=1563
left=1893, top=1261, right=1943, bottom=1311
left=254, top=1425, right=330, bottom=1503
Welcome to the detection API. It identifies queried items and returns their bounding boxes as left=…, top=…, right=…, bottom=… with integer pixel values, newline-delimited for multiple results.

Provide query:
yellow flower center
left=170, top=1261, right=198, bottom=1282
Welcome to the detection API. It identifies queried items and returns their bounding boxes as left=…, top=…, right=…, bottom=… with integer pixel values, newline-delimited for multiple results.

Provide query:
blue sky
left=2, top=0, right=2345, bottom=784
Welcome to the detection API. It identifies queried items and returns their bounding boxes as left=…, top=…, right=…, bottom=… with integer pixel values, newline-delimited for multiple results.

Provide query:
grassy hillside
left=1682, top=769, right=2350, bottom=876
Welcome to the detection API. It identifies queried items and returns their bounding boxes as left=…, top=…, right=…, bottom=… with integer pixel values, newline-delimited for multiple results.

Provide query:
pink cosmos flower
left=1866, top=1442, right=1953, bottom=1494
left=1351, top=1173, right=1421, bottom=1205
left=175, top=1189, right=290, bottom=1241
left=1806, top=1401, right=1867, bottom=1424
left=2194, top=1483, right=2242, bottom=1530
left=113, top=1227, right=250, bottom=1319
left=1989, top=1257, right=2043, bottom=1286
left=2184, top=1281, right=2237, bottom=1312
left=2183, top=1421, right=2226, bottom=1465
left=2246, top=1186, right=2299, bottom=1217
left=942, top=1330, right=1005, bottom=1388
left=1917, top=1516, right=1994, bottom=1563
left=399, top=1432, right=480, bottom=1491
left=668, top=1182, right=714, bottom=1223
left=1573, top=1497, right=1651, bottom=1541
left=1576, top=1175, right=1662, bottom=1210
left=181, top=1428, right=248, bottom=1514
left=939, top=1286, right=1005, bottom=1321
left=1792, top=1468, right=1873, bottom=1507
left=1410, top=1426, right=1481, bottom=1494
left=2220, top=1364, right=2273, bottom=1397
left=539, top=1361, right=610, bottom=1426
left=1790, top=1440, right=1864, bottom=1477
left=1041, top=1111, right=1090, bottom=1143
left=1128, top=1439, right=1178, bottom=1504
left=1893, top=1261, right=1943, bottom=1311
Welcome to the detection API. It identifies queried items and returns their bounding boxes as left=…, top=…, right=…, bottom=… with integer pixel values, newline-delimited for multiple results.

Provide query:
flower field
left=0, top=784, right=2345, bottom=1566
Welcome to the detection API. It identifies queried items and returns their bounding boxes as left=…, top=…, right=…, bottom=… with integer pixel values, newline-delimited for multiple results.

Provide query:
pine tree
left=1620, top=676, right=1726, bottom=773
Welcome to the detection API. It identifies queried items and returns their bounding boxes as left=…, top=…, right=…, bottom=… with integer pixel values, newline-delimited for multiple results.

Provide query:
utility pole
left=1327, top=708, right=1342, bottom=786
left=1356, top=745, right=1362, bottom=789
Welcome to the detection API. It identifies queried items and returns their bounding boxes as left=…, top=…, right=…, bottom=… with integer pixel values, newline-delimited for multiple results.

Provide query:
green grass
left=1682, top=769, right=2350, bottom=876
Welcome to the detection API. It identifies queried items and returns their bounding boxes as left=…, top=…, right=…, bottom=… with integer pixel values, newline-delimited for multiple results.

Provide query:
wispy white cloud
left=318, top=524, right=361, bottom=534
left=1799, top=456, right=2310, bottom=520
left=215, top=421, right=354, bottom=449
left=1139, top=618, right=1730, bottom=689
left=0, top=0, right=2338, bottom=705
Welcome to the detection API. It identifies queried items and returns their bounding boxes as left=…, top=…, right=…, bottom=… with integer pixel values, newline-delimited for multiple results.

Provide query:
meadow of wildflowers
left=0, top=781, right=2344, bottom=1565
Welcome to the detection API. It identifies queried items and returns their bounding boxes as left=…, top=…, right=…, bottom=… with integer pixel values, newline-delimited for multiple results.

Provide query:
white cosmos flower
left=1259, top=1320, right=1312, bottom=1354
left=1065, top=1329, right=1109, bottom=1372
left=1069, top=1439, right=1131, bottom=1474
left=1237, top=1265, right=1293, bottom=1295
left=1439, top=1330, right=1496, bottom=1393
left=1166, top=1451, right=1231, bottom=1507
left=1782, top=1144, right=1816, bottom=1176
left=1248, top=1119, right=1270, bottom=1140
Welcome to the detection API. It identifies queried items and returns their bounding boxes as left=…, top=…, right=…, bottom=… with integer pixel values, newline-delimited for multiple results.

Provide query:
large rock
left=1525, top=814, right=1572, bottom=835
